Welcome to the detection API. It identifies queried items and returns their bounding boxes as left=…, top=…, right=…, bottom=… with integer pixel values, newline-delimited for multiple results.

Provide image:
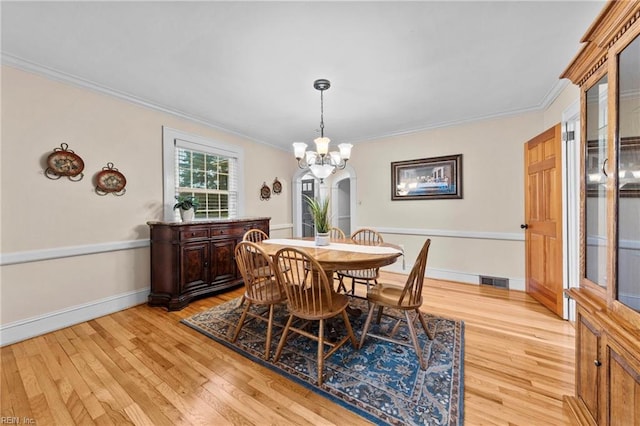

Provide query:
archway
left=292, top=165, right=357, bottom=237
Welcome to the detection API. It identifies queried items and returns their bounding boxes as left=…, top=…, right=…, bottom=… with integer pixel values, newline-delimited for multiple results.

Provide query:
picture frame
left=391, top=154, right=463, bottom=200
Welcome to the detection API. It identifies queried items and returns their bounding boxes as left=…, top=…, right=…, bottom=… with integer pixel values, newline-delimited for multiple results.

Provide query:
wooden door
left=524, top=123, right=564, bottom=317
left=301, top=179, right=315, bottom=237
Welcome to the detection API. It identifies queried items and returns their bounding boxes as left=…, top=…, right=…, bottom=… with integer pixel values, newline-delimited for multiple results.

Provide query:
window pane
left=206, top=171, right=217, bottom=190
left=192, top=152, right=205, bottom=170
left=219, top=159, right=229, bottom=173
left=219, top=174, right=228, bottom=190
left=177, top=149, right=192, bottom=187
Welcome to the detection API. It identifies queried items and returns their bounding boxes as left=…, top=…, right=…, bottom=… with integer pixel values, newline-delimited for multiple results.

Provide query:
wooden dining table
left=256, top=237, right=403, bottom=314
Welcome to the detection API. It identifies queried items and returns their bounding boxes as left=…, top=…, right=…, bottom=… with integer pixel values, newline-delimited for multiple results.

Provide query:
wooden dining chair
left=358, top=239, right=433, bottom=370
left=243, top=228, right=269, bottom=243
left=328, top=227, right=346, bottom=240
left=230, top=241, right=287, bottom=359
left=336, top=228, right=384, bottom=296
left=237, top=228, right=272, bottom=307
left=273, top=247, right=358, bottom=385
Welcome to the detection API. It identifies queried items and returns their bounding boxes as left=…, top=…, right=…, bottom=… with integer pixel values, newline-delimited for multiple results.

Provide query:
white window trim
left=162, top=126, right=245, bottom=221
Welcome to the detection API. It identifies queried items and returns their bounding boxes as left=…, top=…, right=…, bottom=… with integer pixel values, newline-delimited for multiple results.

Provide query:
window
left=163, top=127, right=244, bottom=221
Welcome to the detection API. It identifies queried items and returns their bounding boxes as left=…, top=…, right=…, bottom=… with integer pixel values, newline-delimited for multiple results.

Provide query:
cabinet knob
left=594, top=359, right=602, bottom=367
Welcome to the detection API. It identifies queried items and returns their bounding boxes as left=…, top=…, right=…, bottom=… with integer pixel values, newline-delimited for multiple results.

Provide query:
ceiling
left=1, top=1, right=605, bottom=152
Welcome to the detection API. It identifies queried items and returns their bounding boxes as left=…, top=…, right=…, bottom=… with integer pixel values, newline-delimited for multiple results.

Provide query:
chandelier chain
left=319, top=89, right=325, bottom=139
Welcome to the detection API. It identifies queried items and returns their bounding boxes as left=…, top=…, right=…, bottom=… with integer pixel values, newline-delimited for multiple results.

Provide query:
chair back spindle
left=351, top=228, right=384, bottom=245
left=243, top=228, right=269, bottom=243
left=274, top=248, right=334, bottom=318
left=235, top=241, right=284, bottom=303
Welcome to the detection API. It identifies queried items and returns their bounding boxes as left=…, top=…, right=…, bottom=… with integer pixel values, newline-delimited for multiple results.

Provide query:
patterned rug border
left=181, top=298, right=465, bottom=426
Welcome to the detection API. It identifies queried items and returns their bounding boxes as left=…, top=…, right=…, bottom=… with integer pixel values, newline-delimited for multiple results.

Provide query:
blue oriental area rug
left=181, top=297, right=464, bottom=426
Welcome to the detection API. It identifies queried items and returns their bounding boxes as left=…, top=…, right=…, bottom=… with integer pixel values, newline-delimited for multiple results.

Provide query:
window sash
left=162, top=127, right=244, bottom=222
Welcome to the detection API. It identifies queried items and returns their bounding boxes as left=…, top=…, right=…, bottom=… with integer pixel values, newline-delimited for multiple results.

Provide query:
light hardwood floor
left=1, top=274, right=576, bottom=425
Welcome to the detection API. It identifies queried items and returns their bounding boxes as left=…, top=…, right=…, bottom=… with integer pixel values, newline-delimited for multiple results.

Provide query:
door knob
left=520, top=224, right=529, bottom=229
left=594, top=359, right=602, bottom=367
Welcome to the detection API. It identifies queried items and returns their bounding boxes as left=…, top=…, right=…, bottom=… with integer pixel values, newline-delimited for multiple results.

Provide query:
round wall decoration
left=45, top=143, right=84, bottom=181
left=260, top=182, right=271, bottom=201
left=95, top=162, right=126, bottom=196
left=272, top=177, right=282, bottom=194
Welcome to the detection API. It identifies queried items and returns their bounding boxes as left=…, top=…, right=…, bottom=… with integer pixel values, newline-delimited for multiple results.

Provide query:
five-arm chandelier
left=293, top=79, right=352, bottom=182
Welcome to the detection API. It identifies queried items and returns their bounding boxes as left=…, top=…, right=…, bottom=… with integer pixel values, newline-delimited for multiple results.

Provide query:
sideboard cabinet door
left=210, top=238, right=238, bottom=287
left=180, top=241, right=210, bottom=293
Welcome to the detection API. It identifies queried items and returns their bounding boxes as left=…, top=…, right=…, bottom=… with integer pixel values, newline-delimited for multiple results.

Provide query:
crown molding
left=1, top=53, right=288, bottom=152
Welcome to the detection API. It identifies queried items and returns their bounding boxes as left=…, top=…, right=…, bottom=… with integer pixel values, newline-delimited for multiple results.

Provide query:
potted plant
left=304, top=195, right=331, bottom=246
left=174, top=195, right=200, bottom=222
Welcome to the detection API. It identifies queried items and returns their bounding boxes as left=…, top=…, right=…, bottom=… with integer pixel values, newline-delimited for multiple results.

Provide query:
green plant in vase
left=174, top=195, right=200, bottom=222
left=304, top=195, right=331, bottom=245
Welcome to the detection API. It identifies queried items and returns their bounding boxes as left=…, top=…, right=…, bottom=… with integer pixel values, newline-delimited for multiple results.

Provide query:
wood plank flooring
left=1, top=274, right=576, bottom=425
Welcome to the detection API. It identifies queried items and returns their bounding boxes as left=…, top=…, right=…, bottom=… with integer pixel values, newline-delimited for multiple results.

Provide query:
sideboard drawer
left=179, top=228, right=209, bottom=241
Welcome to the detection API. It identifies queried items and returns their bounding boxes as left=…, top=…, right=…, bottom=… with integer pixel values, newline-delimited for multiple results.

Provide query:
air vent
left=479, top=275, right=509, bottom=289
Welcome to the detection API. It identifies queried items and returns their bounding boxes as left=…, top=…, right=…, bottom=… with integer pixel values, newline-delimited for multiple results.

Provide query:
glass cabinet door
left=616, top=34, right=640, bottom=311
left=584, top=75, right=609, bottom=289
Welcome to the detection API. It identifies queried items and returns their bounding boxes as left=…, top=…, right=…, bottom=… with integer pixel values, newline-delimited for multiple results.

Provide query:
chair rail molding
left=367, top=226, right=524, bottom=241
left=0, top=239, right=150, bottom=266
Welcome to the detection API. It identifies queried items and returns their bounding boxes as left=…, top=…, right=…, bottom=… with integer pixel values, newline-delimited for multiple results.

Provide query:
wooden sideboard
left=147, top=217, right=270, bottom=310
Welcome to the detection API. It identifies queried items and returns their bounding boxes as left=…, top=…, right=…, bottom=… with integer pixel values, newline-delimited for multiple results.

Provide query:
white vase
left=180, top=207, right=195, bottom=222
left=315, top=232, right=330, bottom=246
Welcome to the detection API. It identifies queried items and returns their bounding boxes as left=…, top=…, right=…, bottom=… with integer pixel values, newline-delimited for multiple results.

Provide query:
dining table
left=257, top=237, right=403, bottom=315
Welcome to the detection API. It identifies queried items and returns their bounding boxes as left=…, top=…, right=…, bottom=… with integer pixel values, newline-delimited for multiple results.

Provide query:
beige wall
left=0, top=66, right=294, bottom=335
left=347, top=82, right=576, bottom=286
left=348, top=111, right=544, bottom=283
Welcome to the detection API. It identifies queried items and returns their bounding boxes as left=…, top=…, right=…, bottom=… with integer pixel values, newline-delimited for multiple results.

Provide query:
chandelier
left=293, top=79, right=352, bottom=182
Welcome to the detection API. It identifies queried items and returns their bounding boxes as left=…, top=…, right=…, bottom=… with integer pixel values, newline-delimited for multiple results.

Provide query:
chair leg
left=341, top=310, right=358, bottom=348
left=416, top=309, right=434, bottom=340
left=317, top=318, right=325, bottom=386
left=264, top=304, right=275, bottom=360
left=237, top=295, right=245, bottom=308
left=337, top=274, right=347, bottom=294
left=405, top=310, right=427, bottom=370
left=229, top=300, right=252, bottom=341
left=359, top=303, right=377, bottom=349
left=375, top=305, right=384, bottom=324
left=274, top=314, right=295, bottom=362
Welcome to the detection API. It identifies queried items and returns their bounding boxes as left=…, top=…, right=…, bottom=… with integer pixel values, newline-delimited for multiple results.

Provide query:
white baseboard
left=381, top=263, right=525, bottom=291
left=0, top=289, right=149, bottom=347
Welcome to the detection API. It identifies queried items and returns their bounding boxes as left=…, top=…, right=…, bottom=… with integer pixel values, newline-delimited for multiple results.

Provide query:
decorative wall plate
left=45, top=143, right=84, bottom=181
left=95, top=162, right=126, bottom=196
left=272, top=177, right=282, bottom=194
left=260, top=182, right=271, bottom=200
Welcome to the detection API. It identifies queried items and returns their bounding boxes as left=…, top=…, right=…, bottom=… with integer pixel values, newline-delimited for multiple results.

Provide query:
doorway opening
left=292, top=165, right=357, bottom=237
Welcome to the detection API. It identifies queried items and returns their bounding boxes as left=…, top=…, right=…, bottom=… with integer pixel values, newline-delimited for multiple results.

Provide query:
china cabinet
left=147, top=217, right=270, bottom=310
left=561, top=1, right=640, bottom=425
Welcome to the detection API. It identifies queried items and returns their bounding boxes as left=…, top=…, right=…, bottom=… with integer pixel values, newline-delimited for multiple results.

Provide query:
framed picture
left=391, top=154, right=463, bottom=200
